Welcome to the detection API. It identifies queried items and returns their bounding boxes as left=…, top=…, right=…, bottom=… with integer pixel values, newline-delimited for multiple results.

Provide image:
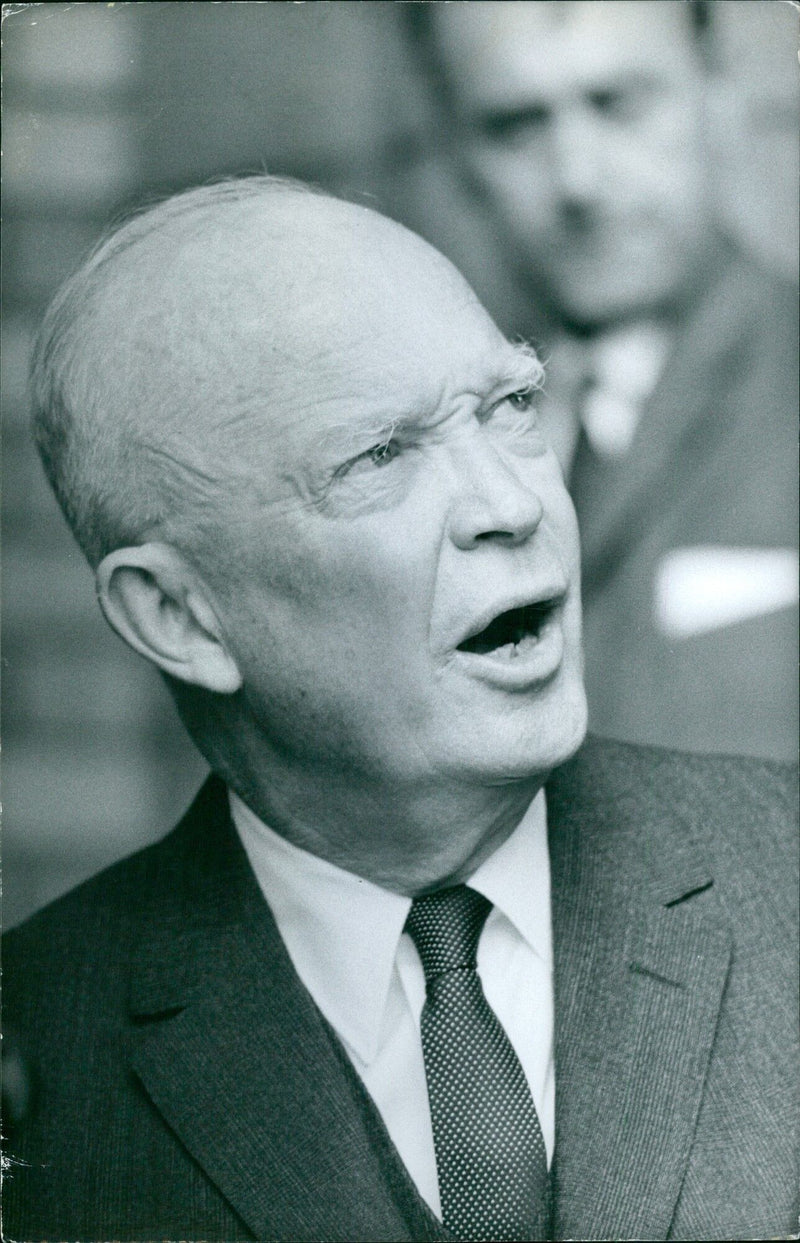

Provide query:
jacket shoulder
left=7, top=823, right=171, bottom=964
left=3, top=775, right=222, bottom=1006
left=569, top=733, right=797, bottom=807
left=558, top=735, right=798, bottom=907
left=570, top=735, right=798, bottom=823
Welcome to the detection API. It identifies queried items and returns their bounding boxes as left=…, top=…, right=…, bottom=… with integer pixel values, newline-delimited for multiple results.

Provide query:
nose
left=550, top=109, right=602, bottom=209
left=446, top=440, right=544, bottom=552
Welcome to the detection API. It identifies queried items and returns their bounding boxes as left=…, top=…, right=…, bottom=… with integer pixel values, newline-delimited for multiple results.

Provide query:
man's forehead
left=242, top=303, right=534, bottom=460
left=113, top=194, right=455, bottom=348
left=435, top=0, right=699, bottom=104
left=91, top=188, right=524, bottom=454
left=91, top=192, right=456, bottom=404
left=107, top=194, right=404, bottom=311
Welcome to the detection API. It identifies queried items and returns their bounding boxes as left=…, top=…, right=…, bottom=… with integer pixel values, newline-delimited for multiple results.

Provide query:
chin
left=448, top=681, right=589, bottom=786
left=557, top=265, right=685, bottom=328
left=510, top=695, right=587, bottom=780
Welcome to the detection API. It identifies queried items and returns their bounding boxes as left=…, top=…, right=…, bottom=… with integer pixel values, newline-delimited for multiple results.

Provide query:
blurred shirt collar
left=578, top=321, right=672, bottom=457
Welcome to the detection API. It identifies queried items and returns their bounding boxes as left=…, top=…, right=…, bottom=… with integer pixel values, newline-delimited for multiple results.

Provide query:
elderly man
left=408, top=0, right=799, bottom=763
left=3, top=178, right=797, bottom=1242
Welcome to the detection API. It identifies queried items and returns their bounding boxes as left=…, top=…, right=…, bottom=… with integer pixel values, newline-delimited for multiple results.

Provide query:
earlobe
left=95, top=544, right=243, bottom=694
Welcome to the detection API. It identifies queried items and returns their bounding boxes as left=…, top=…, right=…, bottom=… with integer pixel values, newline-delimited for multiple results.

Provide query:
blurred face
left=435, top=1, right=713, bottom=327
left=203, top=211, right=586, bottom=789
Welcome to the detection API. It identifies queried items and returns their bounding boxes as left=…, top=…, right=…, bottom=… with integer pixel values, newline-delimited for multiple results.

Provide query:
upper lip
left=454, top=585, right=566, bottom=653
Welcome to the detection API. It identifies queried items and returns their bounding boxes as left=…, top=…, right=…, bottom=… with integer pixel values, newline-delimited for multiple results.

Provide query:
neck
left=190, top=702, right=543, bottom=897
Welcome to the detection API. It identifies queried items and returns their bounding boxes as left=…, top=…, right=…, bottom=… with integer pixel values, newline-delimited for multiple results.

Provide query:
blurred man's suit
left=5, top=737, right=798, bottom=1242
left=573, top=245, right=798, bottom=763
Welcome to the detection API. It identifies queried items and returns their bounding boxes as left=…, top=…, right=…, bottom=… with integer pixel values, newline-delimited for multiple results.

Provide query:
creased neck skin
left=185, top=694, right=544, bottom=897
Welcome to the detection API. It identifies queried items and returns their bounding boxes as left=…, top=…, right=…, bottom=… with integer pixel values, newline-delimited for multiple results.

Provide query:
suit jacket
left=3, top=737, right=798, bottom=1241
left=573, top=247, right=799, bottom=762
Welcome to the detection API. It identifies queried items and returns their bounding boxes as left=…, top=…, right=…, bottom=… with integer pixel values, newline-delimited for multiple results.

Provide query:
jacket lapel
left=127, top=742, right=733, bottom=1241
left=127, top=778, right=449, bottom=1242
left=547, top=740, right=732, bottom=1240
left=577, top=245, right=756, bottom=594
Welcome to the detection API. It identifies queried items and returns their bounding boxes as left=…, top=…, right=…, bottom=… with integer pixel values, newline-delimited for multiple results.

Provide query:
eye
left=587, top=86, right=646, bottom=122
left=366, top=439, right=401, bottom=466
left=479, top=104, right=549, bottom=144
left=505, top=388, right=537, bottom=413
left=484, top=386, right=547, bottom=455
left=589, top=88, right=623, bottom=114
left=489, top=387, right=539, bottom=423
left=337, top=437, right=402, bottom=479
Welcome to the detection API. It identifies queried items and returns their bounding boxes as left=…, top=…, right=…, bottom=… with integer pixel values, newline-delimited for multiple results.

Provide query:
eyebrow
left=323, top=340, right=545, bottom=455
left=496, top=340, right=546, bottom=393
left=474, top=70, right=668, bottom=132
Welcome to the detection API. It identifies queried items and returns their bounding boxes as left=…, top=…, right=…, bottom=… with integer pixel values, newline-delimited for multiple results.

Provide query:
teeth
left=488, top=631, right=540, bottom=660
left=458, top=601, right=553, bottom=656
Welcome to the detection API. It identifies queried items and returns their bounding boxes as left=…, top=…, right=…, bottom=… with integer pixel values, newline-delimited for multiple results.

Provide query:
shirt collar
left=468, top=788, right=551, bottom=972
left=230, top=789, right=549, bottom=1065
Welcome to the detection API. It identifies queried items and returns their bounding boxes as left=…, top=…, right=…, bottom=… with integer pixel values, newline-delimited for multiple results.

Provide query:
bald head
left=32, top=171, right=586, bottom=827
left=32, top=176, right=455, bottom=569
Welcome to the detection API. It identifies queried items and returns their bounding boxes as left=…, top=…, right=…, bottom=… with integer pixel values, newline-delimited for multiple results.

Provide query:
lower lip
left=451, top=611, right=564, bottom=692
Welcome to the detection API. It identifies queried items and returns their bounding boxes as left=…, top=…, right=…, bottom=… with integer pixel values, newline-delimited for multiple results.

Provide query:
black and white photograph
left=2, top=3, right=798, bottom=1239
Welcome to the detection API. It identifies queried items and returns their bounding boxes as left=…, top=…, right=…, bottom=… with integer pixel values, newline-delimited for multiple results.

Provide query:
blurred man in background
left=410, top=0, right=798, bottom=762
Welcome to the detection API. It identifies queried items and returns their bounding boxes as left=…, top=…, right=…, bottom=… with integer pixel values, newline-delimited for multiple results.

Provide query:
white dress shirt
left=230, top=790, right=554, bottom=1220
left=578, top=322, right=671, bottom=458
left=541, top=322, right=671, bottom=472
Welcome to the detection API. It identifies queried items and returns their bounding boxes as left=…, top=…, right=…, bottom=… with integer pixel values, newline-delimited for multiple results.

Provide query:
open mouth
left=457, top=601, right=557, bottom=657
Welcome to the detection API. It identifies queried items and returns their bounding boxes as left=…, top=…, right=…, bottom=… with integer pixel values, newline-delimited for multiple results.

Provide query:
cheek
left=545, top=492, right=583, bottom=626
left=235, top=512, right=441, bottom=657
left=470, top=144, right=553, bottom=220
left=627, top=106, right=706, bottom=197
left=544, top=475, right=580, bottom=551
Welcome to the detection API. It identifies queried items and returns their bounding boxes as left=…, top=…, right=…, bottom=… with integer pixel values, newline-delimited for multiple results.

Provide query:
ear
left=95, top=543, right=243, bottom=694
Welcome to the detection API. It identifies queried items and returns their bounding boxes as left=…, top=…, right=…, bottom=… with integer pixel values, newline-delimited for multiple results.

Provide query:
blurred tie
left=406, top=886, right=550, bottom=1242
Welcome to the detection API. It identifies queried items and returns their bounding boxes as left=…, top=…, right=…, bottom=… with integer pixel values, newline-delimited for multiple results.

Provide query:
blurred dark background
left=3, top=1, right=798, bottom=928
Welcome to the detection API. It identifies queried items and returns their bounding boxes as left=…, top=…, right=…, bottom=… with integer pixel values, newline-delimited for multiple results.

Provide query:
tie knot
left=405, top=885, right=492, bottom=983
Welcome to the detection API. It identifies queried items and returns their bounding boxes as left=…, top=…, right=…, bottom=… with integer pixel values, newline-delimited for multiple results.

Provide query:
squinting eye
left=337, top=437, right=402, bottom=479
left=366, top=439, right=400, bottom=466
left=486, top=387, right=546, bottom=455
left=481, top=386, right=539, bottom=426
left=479, top=105, right=549, bottom=144
left=506, top=388, right=537, bottom=412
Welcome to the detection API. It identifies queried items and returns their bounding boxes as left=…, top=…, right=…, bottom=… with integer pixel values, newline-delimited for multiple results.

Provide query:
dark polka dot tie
left=406, top=885, right=550, bottom=1242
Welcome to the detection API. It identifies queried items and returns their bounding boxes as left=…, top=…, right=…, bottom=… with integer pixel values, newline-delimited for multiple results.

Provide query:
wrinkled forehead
left=101, top=193, right=453, bottom=351
left=433, top=0, right=701, bottom=107
left=93, top=192, right=511, bottom=451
